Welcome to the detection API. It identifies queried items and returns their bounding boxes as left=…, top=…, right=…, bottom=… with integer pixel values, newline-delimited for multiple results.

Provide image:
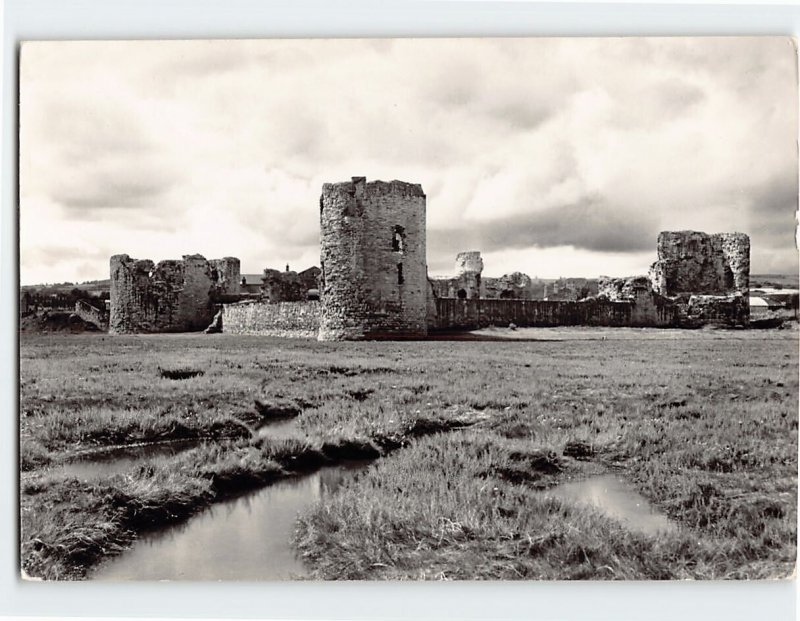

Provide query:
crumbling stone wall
left=598, top=275, right=650, bottom=302
left=544, top=277, right=598, bottom=301
left=646, top=231, right=750, bottom=327
left=597, top=275, right=677, bottom=326
left=428, top=251, right=483, bottom=300
left=261, top=266, right=320, bottom=302
left=74, top=300, right=108, bottom=329
left=223, top=300, right=320, bottom=337
left=208, top=258, right=241, bottom=296
left=431, top=251, right=544, bottom=300
left=649, top=231, right=750, bottom=296
left=431, top=298, right=639, bottom=330
left=483, top=272, right=544, bottom=299
left=453, top=251, right=483, bottom=299
left=319, top=177, right=428, bottom=340
left=110, top=253, right=239, bottom=334
left=680, top=295, right=750, bottom=327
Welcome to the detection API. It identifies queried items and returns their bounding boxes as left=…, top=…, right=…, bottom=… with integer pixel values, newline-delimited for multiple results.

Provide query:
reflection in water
left=256, top=417, right=301, bottom=440
left=546, top=474, right=677, bottom=536
left=52, top=441, right=199, bottom=482
left=91, top=463, right=367, bottom=581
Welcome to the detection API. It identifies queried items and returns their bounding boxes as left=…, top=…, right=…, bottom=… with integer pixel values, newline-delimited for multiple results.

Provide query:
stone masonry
left=649, top=231, right=750, bottom=297
left=597, top=275, right=677, bottom=326
left=598, top=275, right=653, bottom=302
left=110, top=182, right=752, bottom=337
left=110, top=254, right=240, bottom=334
left=454, top=251, right=483, bottom=299
left=483, top=272, right=545, bottom=300
left=318, top=177, right=428, bottom=340
left=261, top=266, right=320, bottom=302
left=430, top=251, right=545, bottom=301
left=648, top=231, right=750, bottom=327
left=430, top=251, right=483, bottom=299
left=223, top=300, right=320, bottom=338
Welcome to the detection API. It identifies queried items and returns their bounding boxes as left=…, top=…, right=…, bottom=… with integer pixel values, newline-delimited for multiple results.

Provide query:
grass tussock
left=20, top=405, right=250, bottom=470
left=294, top=433, right=792, bottom=580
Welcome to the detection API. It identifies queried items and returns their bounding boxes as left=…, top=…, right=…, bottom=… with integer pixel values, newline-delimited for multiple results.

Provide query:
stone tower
left=318, top=177, right=428, bottom=340
left=454, top=251, right=483, bottom=299
left=649, top=231, right=750, bottom=297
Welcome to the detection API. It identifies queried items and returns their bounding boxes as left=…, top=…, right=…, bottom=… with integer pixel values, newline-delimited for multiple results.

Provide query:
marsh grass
left=19, top=329, right=798, bottom=579
left=294, top=433, right=777, bottom=580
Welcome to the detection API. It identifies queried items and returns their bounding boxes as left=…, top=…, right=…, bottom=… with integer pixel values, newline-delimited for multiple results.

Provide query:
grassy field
left=18, top=327, right=798, bottom=580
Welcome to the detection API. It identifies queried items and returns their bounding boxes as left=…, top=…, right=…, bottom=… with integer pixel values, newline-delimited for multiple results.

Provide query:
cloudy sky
left=20, top=37, right=798, bottom=285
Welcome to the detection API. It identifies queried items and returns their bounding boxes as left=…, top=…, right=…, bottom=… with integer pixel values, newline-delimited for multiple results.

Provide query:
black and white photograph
left=17, top=36, right=798, bottom=582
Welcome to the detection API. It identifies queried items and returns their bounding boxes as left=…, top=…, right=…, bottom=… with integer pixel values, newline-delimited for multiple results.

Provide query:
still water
left=91, top=463, right=367, bottom=581
left=545, top=474, right=677, bottom=536
left=51, top=440, right=200, bottom=482
left=256, top=417, right=302, bottom=440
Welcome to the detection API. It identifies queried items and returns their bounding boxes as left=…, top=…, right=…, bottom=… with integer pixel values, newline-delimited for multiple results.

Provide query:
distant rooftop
left=241, top=274, right=263, bottom=286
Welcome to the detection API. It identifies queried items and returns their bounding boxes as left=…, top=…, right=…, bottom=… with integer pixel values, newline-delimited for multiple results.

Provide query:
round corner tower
left=318, top=176, right=428, bottom=340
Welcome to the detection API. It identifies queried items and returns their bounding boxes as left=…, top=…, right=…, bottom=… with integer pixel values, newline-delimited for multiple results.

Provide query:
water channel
left=50, top=440, right=201, bottom=482
left=91, top=462, right=367, bottom=580
left=82, top=416, right=674, bottom=579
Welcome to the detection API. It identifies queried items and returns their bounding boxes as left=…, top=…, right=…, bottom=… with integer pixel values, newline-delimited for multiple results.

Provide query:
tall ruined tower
left=454, top=251, right=483, bottom=299
left=318, top=177, right=428, bottom=340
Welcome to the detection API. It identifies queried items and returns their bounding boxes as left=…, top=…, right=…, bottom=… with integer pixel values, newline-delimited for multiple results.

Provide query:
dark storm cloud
left=55, top=171, right=175, bottom=211
left=747, top=171, right=798, bottom=216
left=745, top=171, right=798, bottom=246
left=429, top=196, right=659, bottom=256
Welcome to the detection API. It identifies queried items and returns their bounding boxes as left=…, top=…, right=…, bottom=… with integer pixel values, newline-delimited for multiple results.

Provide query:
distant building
left=240, top=274, right=264, bottom=295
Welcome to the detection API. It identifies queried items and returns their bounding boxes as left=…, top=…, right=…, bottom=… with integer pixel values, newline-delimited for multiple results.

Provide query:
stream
left=84, top=417, right=674, bottom=580
left=50, top=440, right=201, bottom=482
left=90, top=461, right=367, bottom=580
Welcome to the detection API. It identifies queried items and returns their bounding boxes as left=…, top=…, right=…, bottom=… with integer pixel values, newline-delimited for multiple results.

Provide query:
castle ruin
left=261, top=266, right=321, bottom=303
left=108, top=176, right=752, bottom=338
left=430, top=251, right=547, bottom=301
left=596, top=231, right=751, bottom=328
left=649, top=231, right=750, bottom=297
left=318, top=177, right=428, bottom=340
left=109, top=254, right=240, bottom=334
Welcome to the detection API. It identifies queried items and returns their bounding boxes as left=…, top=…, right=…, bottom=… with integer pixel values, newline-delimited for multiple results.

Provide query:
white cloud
left=19, top=37, right=798, bottom=284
